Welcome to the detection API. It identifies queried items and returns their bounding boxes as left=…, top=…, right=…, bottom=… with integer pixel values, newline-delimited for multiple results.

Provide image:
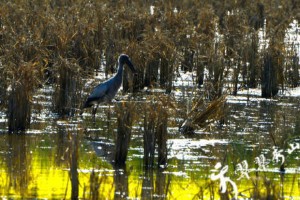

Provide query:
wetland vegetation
left=0, top=0, right=300, bottom=199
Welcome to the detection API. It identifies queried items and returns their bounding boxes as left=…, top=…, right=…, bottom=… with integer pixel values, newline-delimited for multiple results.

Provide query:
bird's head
left=119, top=54, right=137, bottom=74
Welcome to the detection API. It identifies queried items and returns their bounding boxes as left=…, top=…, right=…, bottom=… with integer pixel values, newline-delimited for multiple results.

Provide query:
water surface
left=0, top=86, right=300, bottom=199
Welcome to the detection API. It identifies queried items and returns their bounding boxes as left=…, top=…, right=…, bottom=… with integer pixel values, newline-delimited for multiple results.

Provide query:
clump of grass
left=180, top=95, right=226, bottom=135
left=52, top=58, right=83, bottom=116
left=261, top=52, right=279, bottom=98
left=0, top=2, right=45, bottom=132
left=7, top=61, right=43, bottom=133
left=143, top=95, right=171, bottom=169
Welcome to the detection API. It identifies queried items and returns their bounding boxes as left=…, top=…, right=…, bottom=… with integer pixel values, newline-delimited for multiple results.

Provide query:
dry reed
left=180, top=95, right=226, bottom=135
left=0, top=0, right=298, bottom=132
left=143, top=96, right=171, bottom=168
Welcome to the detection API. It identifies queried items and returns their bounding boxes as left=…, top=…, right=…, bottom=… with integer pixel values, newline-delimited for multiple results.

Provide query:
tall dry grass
left=143, top=95, right=174, bottom=168
left=7, top=61, right=43, bottom=132
left=0, top=0, right=299, bottom=132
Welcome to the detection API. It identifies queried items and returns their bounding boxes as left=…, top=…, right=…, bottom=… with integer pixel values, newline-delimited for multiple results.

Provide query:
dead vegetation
left=0, top=0, right=299, bottom=132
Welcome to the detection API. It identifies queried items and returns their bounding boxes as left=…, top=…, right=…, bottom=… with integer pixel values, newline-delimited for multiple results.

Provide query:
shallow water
left=0, top=85, right=300, bottom=199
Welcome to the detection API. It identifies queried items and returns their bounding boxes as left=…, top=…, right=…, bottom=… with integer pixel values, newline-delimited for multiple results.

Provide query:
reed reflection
left=69, top=132, right=79, bottom=199
left=141, top=169, right=169, bottom=199
left=55, top=127, right=69, bottom=167
left=5, top=134, right=33, bottom=197
left=114, top=167, right=128, bottom=200
left=141, top=170, right=154, bottom=199
left=155, top=168, right=169, bottom=199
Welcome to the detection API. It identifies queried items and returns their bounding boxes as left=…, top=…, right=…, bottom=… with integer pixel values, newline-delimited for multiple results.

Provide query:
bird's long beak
left=126, top=60, right=137, bottom=75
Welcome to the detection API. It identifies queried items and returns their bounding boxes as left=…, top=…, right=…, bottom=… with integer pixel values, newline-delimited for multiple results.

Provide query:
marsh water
left=0, top=83, right=300, bottom=199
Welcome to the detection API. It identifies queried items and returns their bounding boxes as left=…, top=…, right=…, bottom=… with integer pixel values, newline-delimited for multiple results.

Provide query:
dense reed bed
left=0, top=1, right=299, bottom=129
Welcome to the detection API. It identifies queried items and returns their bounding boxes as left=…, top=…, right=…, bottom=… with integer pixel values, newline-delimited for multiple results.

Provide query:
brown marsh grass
left=143, top=96, right=171, bottom=169
left=0, top=7, right=299, bottom=199
left=0, top=0, right=299, bottom=129
left=53, top=57, right=83, bottom=116
left=7, top=61, right=43, bottom=132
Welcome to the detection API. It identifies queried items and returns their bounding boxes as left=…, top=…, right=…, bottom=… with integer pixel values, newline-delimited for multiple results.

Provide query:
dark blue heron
left=82, top=54, right=136, bottom=115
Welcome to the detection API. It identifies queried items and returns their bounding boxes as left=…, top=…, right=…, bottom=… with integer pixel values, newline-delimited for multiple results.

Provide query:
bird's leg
left=92, top=107, right=97, bottom=116
left=79, top=108, right=84, bottom=116
left=107, top=104, right=111, bottom=121
left=92, top=104, right=99, bottom=122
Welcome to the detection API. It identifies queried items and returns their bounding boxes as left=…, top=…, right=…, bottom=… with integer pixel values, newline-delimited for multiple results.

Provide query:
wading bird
left=82, top=54, right=137, bottom=116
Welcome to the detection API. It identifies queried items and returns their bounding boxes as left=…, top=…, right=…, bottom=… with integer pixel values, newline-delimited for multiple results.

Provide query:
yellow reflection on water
left=1, top=162, right=300, bottom=199
left=0, top=151, right=115, bottom=199
left=0, top=134, right=299, bottom=199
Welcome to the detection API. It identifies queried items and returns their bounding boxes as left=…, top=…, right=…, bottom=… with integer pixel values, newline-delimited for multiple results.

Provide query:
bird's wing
left=89, top=82, right=109, bottom=100
left=84, top=82, right=109, bottom=107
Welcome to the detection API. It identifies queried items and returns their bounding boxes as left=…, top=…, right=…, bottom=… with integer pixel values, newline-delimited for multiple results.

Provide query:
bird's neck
left=115, top=63, right=124, bottom=79
left=117, top=63, right=123, bottom=74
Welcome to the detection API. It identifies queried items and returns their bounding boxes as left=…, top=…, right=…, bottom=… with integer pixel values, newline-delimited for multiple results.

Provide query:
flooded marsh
left=0, top=84, right=300, bottom=199
left=0, top=0, right=300, bottom=199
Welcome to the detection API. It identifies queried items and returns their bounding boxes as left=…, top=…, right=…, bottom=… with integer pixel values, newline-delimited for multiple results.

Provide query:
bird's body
left=82, top=54, right=136, bottom=115
left=83, top=66, right=123, bottom=108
